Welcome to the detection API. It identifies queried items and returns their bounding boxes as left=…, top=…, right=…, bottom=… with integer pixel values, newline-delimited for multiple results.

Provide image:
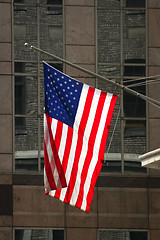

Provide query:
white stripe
left=48, top=123, right=69, bottom=197
left=44, top=168, right=51, bottom=192
left=51, top=118, right=58, bottom=138
left=59, top=129, right=79, bottom=201
left=44, top=115, right=60, bottom=188
left=81, top=93, right=113, bottom=211
left=44, top=115, right=50, bottom=192
left=74, top=84, right=89, bottom=130
left=93, top=92, right=113, bottom=154
left=70, top=88, right=101, bottom=206
left=58, top=123, right=68, bottom=163
left=59, top=84, right=89, bottom=202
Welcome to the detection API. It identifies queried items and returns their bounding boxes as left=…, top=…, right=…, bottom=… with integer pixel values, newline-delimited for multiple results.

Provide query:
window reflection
left=99, top=230, right=148, bottom=240
left=15, top=229, right=64, bottom=240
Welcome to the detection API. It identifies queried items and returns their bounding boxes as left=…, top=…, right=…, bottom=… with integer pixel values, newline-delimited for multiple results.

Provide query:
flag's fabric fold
left=43, top=61, right=118, bottom=213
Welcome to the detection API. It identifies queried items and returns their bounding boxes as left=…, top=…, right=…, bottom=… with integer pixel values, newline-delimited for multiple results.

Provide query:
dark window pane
left=124, top=65, right=145, bottom=76
left=123, top=92, right=146, bottom=118
left=124, top=59, right=145, bottom=76
left=47, top=0, right=62, bottom=15
left=130, top=231, right=148, bottom=240
left=47, top=0, right=62, bottom=4
left=126, top=0, right=145, bottom=8
left=53, top=230, right=64, bottom=240
left=49, top=63, right=63, bottom=72
left=15, top=62, right=25, bottom=73
left=14, top=0, right=24, bottom=3
left=15, top=229, right=24, bottom=240
left=15, top=76, right=26, bottom=115
left=123, top=59, right=146, bottom=118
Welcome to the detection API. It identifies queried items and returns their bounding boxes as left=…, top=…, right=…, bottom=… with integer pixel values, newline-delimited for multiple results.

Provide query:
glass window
left=97, top=0, right=147, bottom=174
left=14, top=1, right=63, bottom=172
left=15, top=62, right=26, bottom=134
left=15, top=229, right=64, bottom=240
left=125, top=0, right=145, bottom=8
left=47, top=0, right=62, bottom=15
left=99, top=230, right=148, bottom=240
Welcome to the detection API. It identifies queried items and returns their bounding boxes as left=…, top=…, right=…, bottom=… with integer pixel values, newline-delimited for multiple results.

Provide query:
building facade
left=0, top=0, right=160, bottom=239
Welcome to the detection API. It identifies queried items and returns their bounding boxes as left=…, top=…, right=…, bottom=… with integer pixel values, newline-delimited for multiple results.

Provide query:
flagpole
left=24, top=43, right=160, bottom=108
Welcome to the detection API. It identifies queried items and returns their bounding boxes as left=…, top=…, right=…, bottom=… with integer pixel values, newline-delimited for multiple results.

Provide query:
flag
left=43, top=61, right=118, bottom=213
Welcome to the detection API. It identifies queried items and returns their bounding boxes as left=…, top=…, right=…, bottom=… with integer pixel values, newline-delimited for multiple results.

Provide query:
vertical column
left=148, top=1, right=160, bottom=239
left=64, top=1, right=98, bottom=239
left=148, top=1, right=160, bottom=152
left=0, top=0, right=13, bottom=239
left=65, top=0, right=96, bottom=87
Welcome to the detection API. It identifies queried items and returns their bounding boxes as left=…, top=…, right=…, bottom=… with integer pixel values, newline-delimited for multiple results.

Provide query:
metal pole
left=24, top=43, right=160, bottom=108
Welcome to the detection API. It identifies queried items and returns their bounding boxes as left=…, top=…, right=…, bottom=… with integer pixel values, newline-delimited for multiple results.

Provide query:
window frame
left=97, top=0, right=147, bottom=175
left=13, top=0, right=64, bottom=173
left=14, top=228, right=65, bottom=240
left=98, top=229, right=149, bottom=240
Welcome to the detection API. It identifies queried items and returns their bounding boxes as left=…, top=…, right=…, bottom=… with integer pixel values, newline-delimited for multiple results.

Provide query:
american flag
left=43, top=62, right=118, bottom=212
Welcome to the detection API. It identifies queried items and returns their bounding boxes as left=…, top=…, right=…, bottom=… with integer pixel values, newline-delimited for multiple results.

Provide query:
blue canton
left=44, top=62, right=83, bottom=128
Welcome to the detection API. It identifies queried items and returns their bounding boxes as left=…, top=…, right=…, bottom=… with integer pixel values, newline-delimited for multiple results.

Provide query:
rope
left=104, top=107, right=121, bottom=164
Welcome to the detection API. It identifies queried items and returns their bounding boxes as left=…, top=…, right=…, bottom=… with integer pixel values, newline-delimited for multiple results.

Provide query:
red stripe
left=54, top=125, right=73, bottom=199
left=75, top=91, right=106, bottom=209
left=45, top=114, right=67, bottom=189
left=85, top=158, right=102, bottom=213
left=85, top=94, right=118, bottom=212
left=98, top=94, right=118, bottom=160
left=44, top=140, right=57, bottom=190
left=63, top=87, right=95, bottom=203
left=54, top=121, right=64, bottom=188
left=55, top=120, right=63, bottom=150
